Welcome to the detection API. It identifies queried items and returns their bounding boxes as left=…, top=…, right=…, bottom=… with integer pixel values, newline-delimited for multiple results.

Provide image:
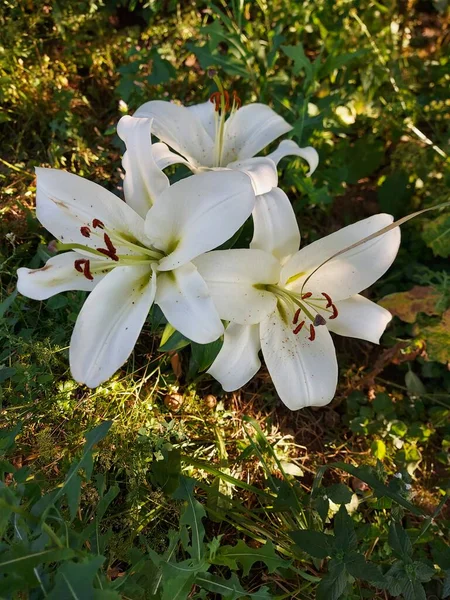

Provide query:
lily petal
left=155, top=262, right=223, bottom=344
left=227, top=157, right=278, bottom=196
left=147, top=170, right=255, bottom=271
left=152, top=142, right=196, bottom=171
left=134, top=100, right=214, bottom=167
left=260, top=308, right=338, bottom=410
left=70, top=265, right=156, bottom=388
left=327, top=295, right=392, bottom=344
left=117, top=116, right=169, bottom=217
left=222, top=103, right=292, bottom=164
left=250, top=187, right=300, bottom=263
left=17, top=252, right=107, bottom=300
left=194, top=249, right=280, bottom=325
left=35, top=168, right=148, bottom=252
left=266, top=139, right=319, bottom=176
left=208, top=323, right=261, bottom=391
left=187, top=101, right=216, bottom=140
left=282, top=214, right=401, bottom=302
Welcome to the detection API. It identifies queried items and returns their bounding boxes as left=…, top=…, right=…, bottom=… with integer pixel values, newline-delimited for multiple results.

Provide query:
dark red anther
left=83, top=260, right=94, bottom=281
left=302, top=292, right=312, bottom=299
left=74, top=259, right=85, bottom=273
left=209, top=92, right=221, bottom=112
left=329, top=304, right=339, bottom=320
left=98, top=248, right=119, bottom=261
left=80, top=226, right=91, bottom=238
left=103, top=233, right=116, bottom=253
left=232, top=90, right=241, bottom=109
left=321, top=292, right=333, bottom=308
left=293, top=320, right=305, bottom=335
left=293, top=308, right=301, bottom=325
left=92, top=219, right=105, bottom=229
left=308, top=324, right=316, bottom=341
left=223, top=90, right=230, bottom=111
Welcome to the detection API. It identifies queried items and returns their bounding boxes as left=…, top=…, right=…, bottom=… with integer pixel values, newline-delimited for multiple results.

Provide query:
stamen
left=302, top=292, right=312, bottom=299
left=321, top=292, right=333, bottom=308
left=308, top=325, right=316, bottom=341
left=83, top=260, right=94, bottom=281
left=314, top=314, right=327, bottom=326
left=329, top=304, right=339, bottom=320
left=293, top=320, right=305, bottom=335
left=92, top=219, right=105, bottom=229
left=97, top=233, right=119, bottom=261
left=80, top=226, right=91, bottom=238
left=293, top=308, right=301, bottom=325
left=209, top=92, right=221, bottom=112
left=74, top=259, right=85, bottom=273
left=98, top=248, right=119, bottom=261
left=223, top=90, right=230, bottom=111
left=232, top=90, right=241, bottom=109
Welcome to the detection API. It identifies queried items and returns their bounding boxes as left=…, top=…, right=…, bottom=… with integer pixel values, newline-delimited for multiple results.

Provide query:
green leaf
left=371, top=439, right=387, bottom=460
left=196, top=572, right=272, bottom=599
left=344, top=551, right=385, bottom=584
left=152, top=448, right=181, bottom=495
left=0, top=289, right=18, bottom=319
left=316, top=560, right=348, bottom=600
left=378, top=171, right=411, bottom=217
left=159, top=328, right=191, bottom=351
left=326, top=484, right=353, bottom=505
left=412, top=561, right=435, bottom=582
left=388, top=522, right=413, bottom=559
left=281, top=44, right=313, bottom=85
left=172, top=477, right=206, bottom=561
left=0, top=546, right=75, bottom=574
left=47, top=555, right=105, bottom=600
left=290, top=530, right=335, bottom=559
left=333, top=506, right=357, bottom=552
left=187, top=43, right=249, bottom=78
left=314, top=495, right=330, bottom=522
left=190, top=339, right=223, bottom=374
left=344, top=139, right=384, bottom=184
left=422, top=212, right=450, bottom=258
left=214, top=540, right=291, bottom=576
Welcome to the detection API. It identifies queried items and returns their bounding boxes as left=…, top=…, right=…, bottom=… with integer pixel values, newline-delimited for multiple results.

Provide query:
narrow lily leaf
left=300, top=202, right=450, bottom=294
left=160, top=322, right=177, bottom=347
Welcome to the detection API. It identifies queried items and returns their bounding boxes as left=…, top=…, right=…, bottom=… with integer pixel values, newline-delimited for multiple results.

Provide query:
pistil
left=209, top=75, right=242, bottom=167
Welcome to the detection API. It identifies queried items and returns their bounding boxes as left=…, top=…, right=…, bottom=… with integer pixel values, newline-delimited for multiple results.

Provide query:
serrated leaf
left=172, top=477, right=206, bottom=561
left=333, top=506, right=357, bottom=552
left=196, top=572, right=272, bottom=599
left=281, top=44, right=313, bottom=84
left=344, top=551, right=385, bottom=584
left=412, top=561, right=435, bottom=582
left=290, top=530, right=335, bottom=559
left=314, top=495, right=330, bottom=522
left=326, top=484, right=353, bottom=505
left=316, top=560, right=348, bottom=600
left=214, top=540, right=291, bottom=576
left=388, top=522, right=413, bottom=559
left=0, top=546, right=75, bottom=573
left=47, top=555, right=105, bottom=600
left=422, top=212, right=450, bottom=257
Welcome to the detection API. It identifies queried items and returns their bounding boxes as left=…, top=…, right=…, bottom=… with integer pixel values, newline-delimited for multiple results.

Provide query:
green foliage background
left=0, top=0, right=449, bottom=598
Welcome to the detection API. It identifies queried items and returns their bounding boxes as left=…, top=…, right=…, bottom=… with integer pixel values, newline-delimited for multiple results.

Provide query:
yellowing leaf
left=379, top=286, right=441, bottom=323
left=420, top=309, right=450, bottom=364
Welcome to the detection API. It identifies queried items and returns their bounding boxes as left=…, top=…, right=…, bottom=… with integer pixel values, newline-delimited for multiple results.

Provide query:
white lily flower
left=194, top=188, right=401, bottom=410
left=17, top=118, right=256, bottom=388
left=133, top=87, right=319, bottom=198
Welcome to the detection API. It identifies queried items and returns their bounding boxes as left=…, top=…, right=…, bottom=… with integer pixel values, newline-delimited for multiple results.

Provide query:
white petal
left=155, top=262, right=223, bottom=344
left=281, top=214, right=401, bottom=301
left=17, top=252, right=107, bottom=300
left=208, top=324, right=261, bottom=391
left=250, top=187, right=300, bottom=263
left=187, top=101, right=216, bottom=140
left=221, top=103, right=292, bottom=164
left=152, top=142, right=196, bottom=171
left=266, top=139, right=319, bottom=176
left=35, top=168, right=148, bottom=252
left=193, top=249, right=280, bottom=325
left=227, top=157, right=278, bottom=196
left=134, top=100, right=214, bottom=167
left=70, top=265, right=156, bottom=388
left=327, top=295, right=392, bottom=344
left=147, top=170, right=255, bottom=271
left=260, top=307, right=338, bottom=410
left=117, top=116, right=169, bottom=216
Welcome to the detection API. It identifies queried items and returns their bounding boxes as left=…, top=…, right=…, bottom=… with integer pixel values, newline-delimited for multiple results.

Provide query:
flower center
left=209, top=76, right=241, bottom=168
left=268, top=285, right=339, bottom=342
left=56, top=219, right=165, bottom=281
